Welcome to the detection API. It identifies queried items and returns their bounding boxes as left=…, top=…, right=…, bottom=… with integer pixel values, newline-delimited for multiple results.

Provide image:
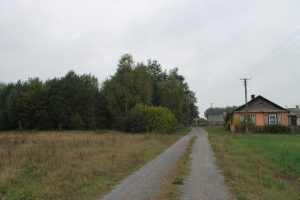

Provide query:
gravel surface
left=101, top=132, right=195, bottom=200
left=183, top=127, right=230, bottom=200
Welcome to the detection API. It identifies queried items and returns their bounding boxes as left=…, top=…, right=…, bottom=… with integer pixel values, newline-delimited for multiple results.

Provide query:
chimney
left=251, top=94, right=255, bottom=100
left=296, top=105, right=299, bottom=109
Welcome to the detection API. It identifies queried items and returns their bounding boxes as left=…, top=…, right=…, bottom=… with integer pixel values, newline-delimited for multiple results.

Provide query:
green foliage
left=224, top=122, right=230, bottom=131
left=157, top=68, right=198, bottom=126
left=237, top=121, right=255, bottom=133
left=102, top=55, right=198, bottom=129
left=172, top=177, right=184, bottom=185
left=70, top=113, right=84, bottom=129
left=263, top=125, right=290, bottom=134
left=0, top=54, right=198, bottom=132
left=205, top=106, right=238, bottom=119
left=0, top=72, right=102, bottom=130
left=122, top=104, right=178, bottom=133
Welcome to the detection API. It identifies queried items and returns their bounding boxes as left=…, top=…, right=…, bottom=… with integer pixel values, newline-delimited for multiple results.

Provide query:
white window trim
left=264, top=114, right=269, bottom=125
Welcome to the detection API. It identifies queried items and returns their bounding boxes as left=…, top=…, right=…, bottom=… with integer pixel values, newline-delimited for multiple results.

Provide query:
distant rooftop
left=288, top=107, right=300, bottom=117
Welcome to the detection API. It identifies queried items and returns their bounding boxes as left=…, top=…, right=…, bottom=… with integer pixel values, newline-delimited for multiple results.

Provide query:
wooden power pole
left=240, top=78, right=251, bottom=133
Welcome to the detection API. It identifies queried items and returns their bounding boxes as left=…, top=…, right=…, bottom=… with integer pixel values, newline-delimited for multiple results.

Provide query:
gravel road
left=101, top=132, right=195, bottom=200
left=183, top=127, right=230, bottom=200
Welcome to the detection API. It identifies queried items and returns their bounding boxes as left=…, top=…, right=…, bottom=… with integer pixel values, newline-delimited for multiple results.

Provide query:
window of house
left=240, top=114, right=256, bottom=124
left=251, top=114, right=256, bottom=124
left=288, top=116, right=291, bottom=126
left=240, top=115, right=244, bottom=121
left=269, top=114, right=277, bottom=125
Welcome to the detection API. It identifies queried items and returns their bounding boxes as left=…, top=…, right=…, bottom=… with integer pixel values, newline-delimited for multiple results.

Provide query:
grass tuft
left=172, top=178, right=184, bottom=185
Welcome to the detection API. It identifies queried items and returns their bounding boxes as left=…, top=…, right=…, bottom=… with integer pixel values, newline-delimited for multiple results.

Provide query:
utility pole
left=240, top=78, right=251, bottom=133
left=210, top=102, right=213, bottom=108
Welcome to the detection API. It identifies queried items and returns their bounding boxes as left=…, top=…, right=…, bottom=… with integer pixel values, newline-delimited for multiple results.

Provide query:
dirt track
left=101, top=132, right=194, bottom=200
left=183, top=127, right=229, bottom=200
left=101, top=127, right=230, bottom=200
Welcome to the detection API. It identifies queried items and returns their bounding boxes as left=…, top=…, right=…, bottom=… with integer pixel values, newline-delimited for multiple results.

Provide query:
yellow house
left=231, top=95, right=289, bottom=132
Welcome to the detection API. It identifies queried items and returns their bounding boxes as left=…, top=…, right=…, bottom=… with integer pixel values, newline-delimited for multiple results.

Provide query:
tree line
left=204, top=106, right=238, bottom=119
left=0, top=54, right=199, bottom=132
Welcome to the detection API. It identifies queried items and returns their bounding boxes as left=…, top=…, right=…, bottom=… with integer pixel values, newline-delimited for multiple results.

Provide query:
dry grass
left=155, top=136, right=197, bottom=200
left=0, top=130, right=185, bottom=200
left=204, top=126, right=300, bottom=200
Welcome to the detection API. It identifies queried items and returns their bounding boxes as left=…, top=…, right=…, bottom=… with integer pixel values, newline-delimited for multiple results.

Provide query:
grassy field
left=204, top=126, right=300, bottom=200
left=0, top=130, right=187, bottom=200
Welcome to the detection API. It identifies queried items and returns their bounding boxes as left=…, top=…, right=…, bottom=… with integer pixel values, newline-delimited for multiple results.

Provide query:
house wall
left=282, top=113, right=288, bottom=125
left=231, top=112, right=288, bottom=131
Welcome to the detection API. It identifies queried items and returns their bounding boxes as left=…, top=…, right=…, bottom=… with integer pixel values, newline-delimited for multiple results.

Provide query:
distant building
left=194, top=117, right=207, bottom=126
left=230, top=95, right=289, bottom=132
left=287, top=105, right=300, bottom=126
left=207, top=114, right=224, bottom=125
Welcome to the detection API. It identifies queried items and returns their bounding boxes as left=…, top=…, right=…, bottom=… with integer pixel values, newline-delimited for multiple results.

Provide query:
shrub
left=122, top=104, right=178, bottom=133
left=237, top=121, right=255, bottom=133
left=120, top=108, right=151, bottom=132
left=263, top=124, right=290, bottom=134
left=224, top=122, right=230, bottom=131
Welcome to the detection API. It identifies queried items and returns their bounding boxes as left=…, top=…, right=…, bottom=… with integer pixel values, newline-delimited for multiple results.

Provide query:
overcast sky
left=1, top=0, right=300, bottom=117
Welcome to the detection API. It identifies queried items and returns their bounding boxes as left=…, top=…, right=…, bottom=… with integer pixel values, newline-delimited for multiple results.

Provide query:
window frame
left=264, top=114, right=269, bottom=125
left=268, top=114, right=277, bottom=125
left=288, top=116, right=292, bottom=126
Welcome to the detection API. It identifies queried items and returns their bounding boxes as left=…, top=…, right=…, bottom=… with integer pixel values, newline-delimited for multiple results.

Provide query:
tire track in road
left=101, top=131, right=195, bottom=200
left=183, top=127, right=230, bottom=200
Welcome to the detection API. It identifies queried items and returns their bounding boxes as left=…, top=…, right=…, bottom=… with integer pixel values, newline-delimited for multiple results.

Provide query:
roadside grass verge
left=155, top=136, right=197, bottom=200
left=204, top=126, right=300, bottom=200
left=0, top=130, right=188, bottom=200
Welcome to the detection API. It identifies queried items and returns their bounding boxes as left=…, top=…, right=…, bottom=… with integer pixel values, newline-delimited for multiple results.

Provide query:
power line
left=252, top=42, right=300, bottom=77
left=245, top=28, right=300, bottom=77
left=213, top=28, right=300, bottom=109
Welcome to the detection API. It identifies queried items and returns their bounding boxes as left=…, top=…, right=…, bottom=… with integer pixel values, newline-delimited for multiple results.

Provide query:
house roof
left=207, top=114, right=224, bottom=122
left=288, top=108, right=300, bottom=118
left=234, top=95, right=289, bottom=113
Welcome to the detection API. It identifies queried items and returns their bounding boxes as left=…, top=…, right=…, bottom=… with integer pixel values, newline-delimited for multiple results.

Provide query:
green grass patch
left=203, top=126, right=300, bottom=200
left=233, top=134, right=300, bottom=178
left=172, top=177, right=184, bottom=185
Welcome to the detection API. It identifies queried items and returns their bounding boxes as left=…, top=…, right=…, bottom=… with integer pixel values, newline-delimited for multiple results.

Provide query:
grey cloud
left=0, top=0, right=300, bottom=116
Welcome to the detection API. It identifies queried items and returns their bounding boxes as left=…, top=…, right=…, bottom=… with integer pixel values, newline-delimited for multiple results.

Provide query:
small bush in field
left=122, top=104, right=178, bottom=133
